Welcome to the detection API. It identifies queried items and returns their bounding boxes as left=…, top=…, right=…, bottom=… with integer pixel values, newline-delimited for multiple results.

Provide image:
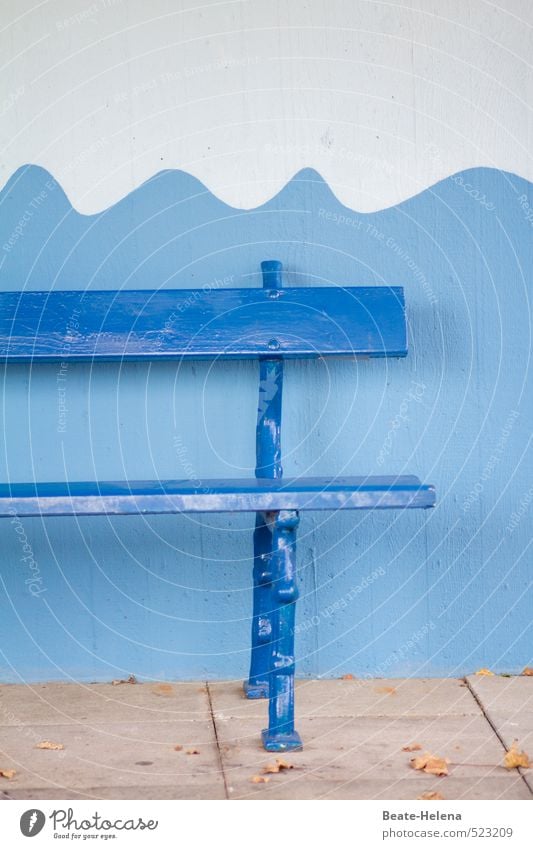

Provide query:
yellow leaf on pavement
left=410, top=752, right=449, bottom=776
left=263, top=758, right=295, bottom=774
left=0, top=769, right=16, bottom=779
left=504, top=742, right=530, bottom=770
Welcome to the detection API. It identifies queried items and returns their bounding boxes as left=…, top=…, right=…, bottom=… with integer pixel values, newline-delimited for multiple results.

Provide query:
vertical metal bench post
left=244, top=260, right=302, bottom=750
left=244, top=260, right=284, bottom=700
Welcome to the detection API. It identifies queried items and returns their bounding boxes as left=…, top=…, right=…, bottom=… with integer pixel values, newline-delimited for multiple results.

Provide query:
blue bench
left=0, top=260, right=435, bottom=751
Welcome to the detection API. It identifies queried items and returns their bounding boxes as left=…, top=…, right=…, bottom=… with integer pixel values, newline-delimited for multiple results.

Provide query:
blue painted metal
left=262, top=510, right=303, bottom=751
left=245, top=261, right=284, bottom=699
left=0, top=285, right=407, bottom=362
left=0, top=476, right=435, bottom=517
left=244, top=521, right=275, bottom=699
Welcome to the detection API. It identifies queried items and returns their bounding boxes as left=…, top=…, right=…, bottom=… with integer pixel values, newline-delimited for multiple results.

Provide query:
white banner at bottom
left=0, top=799, right=531, bottom=848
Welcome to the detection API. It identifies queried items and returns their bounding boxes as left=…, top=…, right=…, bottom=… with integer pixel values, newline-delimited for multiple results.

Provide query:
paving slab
left=0, top=681, right=209, bottom=726
left=467, top=675, right=533, bottom=723
left=224, top=776, right=531, bottom=801
left=215, top=714, right=527, bottom=800
left=209, top=678, right=480, bottom=720
left=467, top=675, right=533, bottom=794
left=1, top=784, right=226, bottom=800
left=0, top=719, right=225, bottom=799
left=0, top=678, right=530, bottom=800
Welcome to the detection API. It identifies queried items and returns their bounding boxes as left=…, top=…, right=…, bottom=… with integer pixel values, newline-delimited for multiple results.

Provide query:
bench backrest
left=0, top=261, right=408, bottom=480
left=0, top=261, right=407, bottom=362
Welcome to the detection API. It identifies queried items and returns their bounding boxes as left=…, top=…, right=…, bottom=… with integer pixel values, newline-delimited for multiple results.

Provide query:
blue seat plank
left=0, top=476, right=435, bottom=517
left=0, top=286, right=406, bottom=362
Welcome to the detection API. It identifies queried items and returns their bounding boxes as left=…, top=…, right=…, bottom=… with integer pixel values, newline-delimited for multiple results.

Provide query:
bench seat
left=0, top=475, right=435, bottom=517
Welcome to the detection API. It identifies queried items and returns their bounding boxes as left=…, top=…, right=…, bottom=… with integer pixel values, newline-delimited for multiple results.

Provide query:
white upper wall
left=1, top=0, right=532, bottom=212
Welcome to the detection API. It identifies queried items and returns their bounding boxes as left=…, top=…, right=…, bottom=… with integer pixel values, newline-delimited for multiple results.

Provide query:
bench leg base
left=261, top=727, right=303, bottom=752
left=243, top=680, right=269, bottom=699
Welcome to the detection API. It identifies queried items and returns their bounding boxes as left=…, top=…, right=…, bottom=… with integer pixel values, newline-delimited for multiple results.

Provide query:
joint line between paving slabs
left=207, top=682, right=230, bottom=799
left=464, top=676, right=533, bottom=796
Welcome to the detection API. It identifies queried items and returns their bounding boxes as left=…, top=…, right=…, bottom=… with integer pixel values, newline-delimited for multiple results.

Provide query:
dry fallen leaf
left=36, top=741, right=64, bottom=750
left=521, top=667, right=533, bottom=677
left=152, top=683, right=173, bottom=696
left=341, top=674, right=355, bottom=680
left=376, top=686, right=397, bottom=695
left=410, top=752, right=449, bottom=776
left=186, top=748, right=200, bottom=755
left=503, top=742, right=531, bottom=770
left=421, top=758, right=449, bottom=777
left=475, top=668, right=494, bottom=676
left=111, top=675, right=137, bottom=686
left=251, top=775, right=270, bottom=784
left=173, top=745, right=183, bottom=752
left=418, top=791, right=444, bottom=800
left=402, top=743, right=422, bottom=752
left=263, top=758, right=295, bottom=774
left=0, top=769, right=16, bottom=779
left=411, top=754, right=431, bottom=770
left=263, top=763, right=282, bottom=774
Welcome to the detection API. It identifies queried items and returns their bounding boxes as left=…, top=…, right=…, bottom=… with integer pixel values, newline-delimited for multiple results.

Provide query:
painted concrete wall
left=0, top=1, right=532, bottom=683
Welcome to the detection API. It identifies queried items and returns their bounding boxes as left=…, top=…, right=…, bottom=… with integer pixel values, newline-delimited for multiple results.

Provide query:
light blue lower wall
left=0, top=165, right=531, bottom=683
